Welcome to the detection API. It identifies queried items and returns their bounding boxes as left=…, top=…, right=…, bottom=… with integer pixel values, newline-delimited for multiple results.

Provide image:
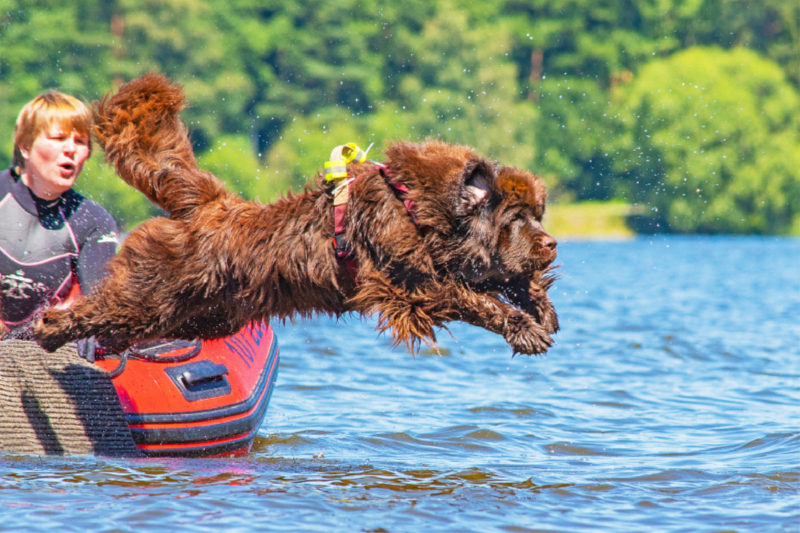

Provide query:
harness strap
left=326, top=144, right=369, bottom=283
left=376, top=164, right=419, bottom=225
left=327, top=153, right=422, bottom=286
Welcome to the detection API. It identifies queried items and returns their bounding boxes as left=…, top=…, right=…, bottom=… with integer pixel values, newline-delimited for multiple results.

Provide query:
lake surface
left=1, top=236, right=797, bottom=532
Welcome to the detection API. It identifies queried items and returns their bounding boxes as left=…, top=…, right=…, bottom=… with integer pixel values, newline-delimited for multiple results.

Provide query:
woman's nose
left=63, top=135, right=77, bottom=155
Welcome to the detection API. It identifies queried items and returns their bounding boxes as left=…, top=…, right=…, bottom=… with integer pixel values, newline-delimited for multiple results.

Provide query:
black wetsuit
left=0, top=168, right=118, bottom=338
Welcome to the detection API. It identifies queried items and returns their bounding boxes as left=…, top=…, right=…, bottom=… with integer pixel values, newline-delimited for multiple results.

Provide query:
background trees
left=612, top=47, right=800, bottom=234
left=1, top=0, right=797, bottom=233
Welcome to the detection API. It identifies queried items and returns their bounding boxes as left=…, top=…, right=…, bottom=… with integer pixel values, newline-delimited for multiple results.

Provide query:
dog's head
left=490, top=166, right=557, bottom=275
left=384, top=140, right=557, bottom=286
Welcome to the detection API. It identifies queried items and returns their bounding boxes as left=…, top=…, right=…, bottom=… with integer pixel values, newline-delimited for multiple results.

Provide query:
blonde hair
left=13, top=90, right=92, bottom=169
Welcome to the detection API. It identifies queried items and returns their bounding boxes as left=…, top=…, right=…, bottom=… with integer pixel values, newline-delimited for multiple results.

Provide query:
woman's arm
left=76, top=224, right=119, bottom=295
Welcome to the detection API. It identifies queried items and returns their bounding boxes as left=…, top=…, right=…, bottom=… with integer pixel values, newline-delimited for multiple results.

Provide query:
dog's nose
left=542, top=235, right=557, bottom=250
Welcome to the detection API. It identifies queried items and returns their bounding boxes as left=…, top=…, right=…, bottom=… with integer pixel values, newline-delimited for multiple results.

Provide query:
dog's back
left=93, top=74, right=230, bottom=219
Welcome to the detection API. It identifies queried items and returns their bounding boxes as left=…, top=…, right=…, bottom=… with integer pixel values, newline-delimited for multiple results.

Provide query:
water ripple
left=1, top=237, right=798, bottom=532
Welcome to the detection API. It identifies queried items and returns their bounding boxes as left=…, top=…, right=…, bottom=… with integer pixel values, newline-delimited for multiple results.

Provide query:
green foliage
left=264, top=4, right=537, bottom=191
left=546, top=200, right=636, bottom=239
left=1, top=0, right=797, bottom=233
left=532, top=77, right=620, bottom=201
left=401, top=6, right=538, bottom=169
left=197, top=135, right=265, bottom=199
left=612, top=47, right=800, bottom=234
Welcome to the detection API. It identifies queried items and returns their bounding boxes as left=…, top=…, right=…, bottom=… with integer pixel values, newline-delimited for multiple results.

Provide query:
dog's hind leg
left=36, top=285, right=245, bottom=352
left=35, top=291, right=164, bottom=352
left=35, top=269, right=233, bottom=352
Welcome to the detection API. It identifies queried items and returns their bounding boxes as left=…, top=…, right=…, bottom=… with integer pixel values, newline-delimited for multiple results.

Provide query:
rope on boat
left=0, top=340, right=142, bottom=457
left=106, top=348, right=128, bottom=378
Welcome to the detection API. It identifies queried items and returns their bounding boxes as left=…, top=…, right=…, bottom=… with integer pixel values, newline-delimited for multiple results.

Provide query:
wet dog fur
left=34, top=74, right=559, bottom=355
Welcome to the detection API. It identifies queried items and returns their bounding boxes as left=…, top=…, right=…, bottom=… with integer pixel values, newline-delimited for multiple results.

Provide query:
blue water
left=1, top=237, right=798, bottom=532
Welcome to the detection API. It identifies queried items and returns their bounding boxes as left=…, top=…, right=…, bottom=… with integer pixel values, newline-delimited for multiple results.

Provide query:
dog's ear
left=497, top=167, right=542, bottom=207
left=462, top=160, right=492, bottom=209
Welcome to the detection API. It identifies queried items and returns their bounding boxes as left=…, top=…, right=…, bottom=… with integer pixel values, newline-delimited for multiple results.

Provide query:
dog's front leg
left=450, top=288, right=553, bottom=355
left=526, top=279, right=559, bottom=335
left=498, top=276, right=559, bottom=335
left=348, top=269, right=443, bottom=351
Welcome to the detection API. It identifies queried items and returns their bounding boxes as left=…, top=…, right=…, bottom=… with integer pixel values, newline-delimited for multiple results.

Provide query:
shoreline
left=546, top=201, right=638, bottom=240
left=547, top=201, right=800, bottom=239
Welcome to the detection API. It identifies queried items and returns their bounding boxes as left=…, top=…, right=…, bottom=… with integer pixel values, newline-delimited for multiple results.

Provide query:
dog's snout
left=542, top=235, right=557, bottom=250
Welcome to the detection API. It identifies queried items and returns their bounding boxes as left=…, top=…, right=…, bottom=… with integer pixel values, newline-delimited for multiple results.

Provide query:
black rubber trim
left=125, top=337, right=278, bottom=425
left=130, top=356, right=278, bottom=445
left=139, top=433, right=256, bottom=458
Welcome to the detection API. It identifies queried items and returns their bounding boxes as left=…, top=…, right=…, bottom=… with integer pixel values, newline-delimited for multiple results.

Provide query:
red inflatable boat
left=94, top=321, right=279, bottom=457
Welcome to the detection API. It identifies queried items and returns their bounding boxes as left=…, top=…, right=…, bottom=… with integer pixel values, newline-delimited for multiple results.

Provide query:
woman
left=0, top=90, right=118, bottom=343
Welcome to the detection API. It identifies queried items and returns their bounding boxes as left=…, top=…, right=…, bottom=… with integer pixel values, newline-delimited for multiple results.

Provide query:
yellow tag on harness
left=324, top=143, right=368, bottom=182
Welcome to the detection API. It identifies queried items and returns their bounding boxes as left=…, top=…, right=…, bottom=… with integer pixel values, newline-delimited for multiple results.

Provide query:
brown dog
left=34, top=74, right=558, bottom=355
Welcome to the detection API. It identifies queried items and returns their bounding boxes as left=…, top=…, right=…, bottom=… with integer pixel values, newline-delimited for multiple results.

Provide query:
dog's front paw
left=33, top=309, right=77, bottom=352
left=525, top=282, right=559, bottom=335
left=537, top=298, right=559, bottom=335
left=503, top=310, right=553, bottom=355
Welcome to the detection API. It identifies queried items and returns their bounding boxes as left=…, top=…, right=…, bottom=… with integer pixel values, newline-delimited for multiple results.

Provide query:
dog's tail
left=93, top=73, right=228, bottom=219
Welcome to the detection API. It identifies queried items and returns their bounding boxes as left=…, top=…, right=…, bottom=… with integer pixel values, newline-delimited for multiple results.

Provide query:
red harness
left=332, top=164, right=417, bottom=283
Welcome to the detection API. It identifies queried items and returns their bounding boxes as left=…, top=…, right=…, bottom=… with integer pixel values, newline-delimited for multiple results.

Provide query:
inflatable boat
left=94, top=321, right=279, bottom=457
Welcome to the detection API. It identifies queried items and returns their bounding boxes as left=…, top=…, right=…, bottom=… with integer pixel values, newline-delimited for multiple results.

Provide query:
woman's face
left=20, top=124, right=90, bottom=200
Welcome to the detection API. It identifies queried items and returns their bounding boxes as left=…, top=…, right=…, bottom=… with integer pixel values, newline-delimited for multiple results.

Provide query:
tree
left=612, top=47, right=800, bottom=233
left=262, top=3, right=539, bottom=190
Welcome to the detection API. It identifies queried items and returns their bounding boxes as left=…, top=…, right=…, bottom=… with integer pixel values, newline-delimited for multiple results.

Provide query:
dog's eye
left=511, top=214, right=527, bottom=226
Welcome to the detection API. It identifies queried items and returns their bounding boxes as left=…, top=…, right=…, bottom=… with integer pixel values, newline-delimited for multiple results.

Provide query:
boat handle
left=180, top=363, right=229, bottom=388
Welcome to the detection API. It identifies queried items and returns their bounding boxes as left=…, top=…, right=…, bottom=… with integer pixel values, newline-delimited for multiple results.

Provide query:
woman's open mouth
left=58, top=162, right=76, bottom=177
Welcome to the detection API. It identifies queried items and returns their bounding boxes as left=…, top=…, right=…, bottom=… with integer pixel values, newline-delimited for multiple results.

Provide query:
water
left=1, top=236, right=798, bottom=532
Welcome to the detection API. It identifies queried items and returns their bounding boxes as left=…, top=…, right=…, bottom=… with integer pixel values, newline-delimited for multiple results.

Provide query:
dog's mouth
left=524, top=244, right=558, bottom=272
left=458, top=261, right=502, bottom=285
left=541, top=248, right=558, bottom=268
left=467, top=265, right=557, bottom=297
left=460, top=253, right=556, bottom=286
